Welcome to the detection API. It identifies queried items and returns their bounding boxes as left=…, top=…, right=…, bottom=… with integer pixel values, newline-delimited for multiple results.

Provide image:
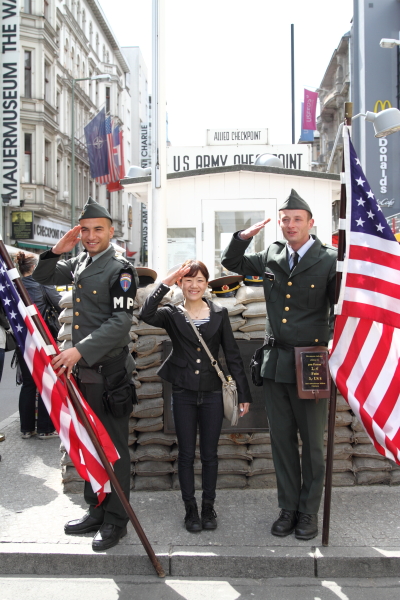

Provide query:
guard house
left=122, top=164, right=340, bottom=277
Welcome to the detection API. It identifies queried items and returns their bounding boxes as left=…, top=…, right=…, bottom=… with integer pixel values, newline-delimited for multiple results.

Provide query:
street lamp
left=70, top=73, right=111, bottom=254
left=380, top=38, right=400, bottom=49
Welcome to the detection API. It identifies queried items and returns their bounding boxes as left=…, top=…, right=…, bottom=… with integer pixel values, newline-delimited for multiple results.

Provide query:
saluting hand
left=162, top=264, right=191, bottom=287
left=52, top=225, right=82, bottom=255
left=240, top=218, right=271, bottom=240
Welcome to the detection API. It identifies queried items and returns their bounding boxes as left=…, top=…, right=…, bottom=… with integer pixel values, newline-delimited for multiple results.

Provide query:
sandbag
left=216, top=474, right=247, bottom=489
left=248, top=432, right=271, bottom=445
left=242, top=302, right=267, bottom=318
left=352, top=430, right=371, bottom=444
left=136, top=366, right=162, bottom=383
left=247, top=473, right=277, bottom=489
left=235, top=285, right=265, bottom=304
left=128, top=432, right=138, bottom=445
left=136, top=352, right=163, bottom=370
left=131, top=444, right=174, bottom=462
left=331, top=472, right=355, bottom=486
left=229, top=315, right=246, bottom=331
left=323, top=426, right=353, bottom=444
left=59, top=339, right=73, bottom=351
left=335, top=411, right=353, bottom=427
left=211, top=298, right=246, bottom=316
left=248, top=458, right=275, bottom=476
left=246, top=330, right=266, bottom=339
left=351, top=417, right=365, bottom=432
left=62, top=465, right=83, bottom=483
left=136, top=382, right=163, bottom=399
left=131, top=397, right=164, bottom=419
left=336, top=394, right=351, bottom=411
left=128, top=417, right=138, bottom=433
left=133, top=475, right=172, bottom=491
left=137, top=431, right=177, bottom=446
left=332, top=459, right=353, bottom=472
left=59, top=290, right=73, bottom=309
left=353, top=457, right=391, bottom=471
left=247, top=444, right=272, bottom=459
left=391, top=470, right=400, bottom=485
left=134, top=415, right=163, bottom=432
left=324, top=443, right=353, bottom=460
left=129, top=328, right=139, bottom=341
left=217, top=445, right=251, bottom=461
left=59, top=308, right=73, bottom=324
left=233, top=331, right=251, bottom=340
left=356, top=471, right=391, bottom=485
left=63, top=480, right=85, bottom=494
left=172, top=473, right=202, bottom=490
left=224, top=432, right=252, bottom=445
left=217, top=459, right=250, bottom=475
left=135, top=460, right=174, bottom=476
left=351, top=443, right=385, bottom=459
left=58, top=323, right=72, bottom=341
left=60, top=452, right=73, bottom=467
left=132, top=322, right=168, bottom=336
left=239, top=317, right=265, bottom=332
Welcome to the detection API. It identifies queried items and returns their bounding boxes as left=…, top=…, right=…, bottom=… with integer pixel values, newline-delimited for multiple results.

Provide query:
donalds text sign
left=375, top=101, right=391, bottom=197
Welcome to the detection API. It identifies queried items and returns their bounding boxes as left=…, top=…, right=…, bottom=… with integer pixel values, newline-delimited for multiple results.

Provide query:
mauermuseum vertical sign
left=352, top=0, right=400, bottom=217
left=1, top=0, right=19, bottom=206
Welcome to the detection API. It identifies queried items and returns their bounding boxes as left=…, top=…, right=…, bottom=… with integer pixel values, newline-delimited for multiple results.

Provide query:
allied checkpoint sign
left=1, top=0, right=20, bottom=207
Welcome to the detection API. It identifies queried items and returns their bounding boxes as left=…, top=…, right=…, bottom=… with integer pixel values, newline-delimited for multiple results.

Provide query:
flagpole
left=0, top=238, right=165, bottom=578
left=322, top=102, right=353, bottom=547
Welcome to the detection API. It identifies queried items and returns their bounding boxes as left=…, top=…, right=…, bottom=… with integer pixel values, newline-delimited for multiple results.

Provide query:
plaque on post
left=294, top=346, right=330, bottom=401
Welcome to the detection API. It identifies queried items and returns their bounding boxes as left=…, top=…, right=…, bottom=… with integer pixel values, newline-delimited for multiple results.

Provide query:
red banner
left=302, top=89, right=318, bottom=131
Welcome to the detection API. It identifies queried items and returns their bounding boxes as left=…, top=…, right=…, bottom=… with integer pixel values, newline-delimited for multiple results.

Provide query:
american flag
left=0, top=256, right=120, bottom=502
left=329, top=126, right=400, bottom=465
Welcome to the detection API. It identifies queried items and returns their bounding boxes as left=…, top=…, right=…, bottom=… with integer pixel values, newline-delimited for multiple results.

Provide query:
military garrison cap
left=79, top=197, right=113, bottom=222
left=278, top=189, right=312, bottom=217
left=209, top=275, right=243, bottom=297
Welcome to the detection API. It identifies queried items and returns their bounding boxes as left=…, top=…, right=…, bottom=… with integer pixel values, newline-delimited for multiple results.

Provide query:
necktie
left=86, top=256, right=92, bottom=268
left=290, top=251, right=299, bottom=272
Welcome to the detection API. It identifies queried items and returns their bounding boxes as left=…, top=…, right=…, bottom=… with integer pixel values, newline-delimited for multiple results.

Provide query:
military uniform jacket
left=33, top=246, right=138, bottom=367
left=221, top=234, right=337, bottom=384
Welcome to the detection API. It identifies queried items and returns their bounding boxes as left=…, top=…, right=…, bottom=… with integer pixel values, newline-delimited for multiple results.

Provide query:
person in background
left=140, top=260, right=252, bottom=532
left=15, top=252, right=61, bottom=440
left=0, top=304, right=8, bottom=446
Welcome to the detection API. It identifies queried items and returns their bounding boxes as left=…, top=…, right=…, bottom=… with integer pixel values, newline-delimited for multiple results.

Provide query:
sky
left=98, top=0, right=354, bottom=147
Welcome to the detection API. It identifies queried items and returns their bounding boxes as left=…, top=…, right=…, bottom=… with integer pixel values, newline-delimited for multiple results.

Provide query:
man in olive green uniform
left=222, top=189, right=336, bottom=540
left=33, top=197, right=138, bottom=551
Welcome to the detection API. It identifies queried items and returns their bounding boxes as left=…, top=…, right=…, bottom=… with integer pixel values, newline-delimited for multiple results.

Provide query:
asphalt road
left=0, top=576, right=400, bottom=600
left=0, top=351, right=20, bottom=423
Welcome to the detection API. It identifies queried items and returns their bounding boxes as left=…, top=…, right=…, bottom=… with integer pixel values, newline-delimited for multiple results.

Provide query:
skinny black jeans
left=17, top=348, right=55, bottom=434
left=172, top=387, right=224, bottom=503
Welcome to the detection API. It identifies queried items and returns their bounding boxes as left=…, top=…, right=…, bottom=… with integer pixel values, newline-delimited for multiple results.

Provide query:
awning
left=15, top=241, right=52, bottom=250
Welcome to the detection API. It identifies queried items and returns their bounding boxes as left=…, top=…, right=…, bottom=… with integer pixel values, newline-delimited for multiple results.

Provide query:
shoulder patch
left=120, top=272, right=132, bottom=292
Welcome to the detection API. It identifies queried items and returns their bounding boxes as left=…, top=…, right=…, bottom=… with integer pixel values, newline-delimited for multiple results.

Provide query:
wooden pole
left=0, top=239, right=165, bottom=577
left=291, top=24, right=295, bottom=144
left=322, top=102, right=352, bottom=546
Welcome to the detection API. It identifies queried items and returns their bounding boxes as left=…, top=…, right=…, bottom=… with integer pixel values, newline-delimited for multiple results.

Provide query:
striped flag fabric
left=329, top=126, right=400, bottom=465
left=84, top=108, right=109, bottom=180
left=0, top=256, right=120, bottom=502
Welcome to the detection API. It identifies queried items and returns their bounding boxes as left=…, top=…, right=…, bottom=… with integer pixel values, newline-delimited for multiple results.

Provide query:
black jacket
left=139, top=284, right=252, bottom=403
left=22, top=275, right=62, bottom=318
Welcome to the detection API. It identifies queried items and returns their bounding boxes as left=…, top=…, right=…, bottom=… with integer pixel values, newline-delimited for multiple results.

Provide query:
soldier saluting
left=33, top=197, right=138, bottom=551
left=221, top=189, right=337, bottom=541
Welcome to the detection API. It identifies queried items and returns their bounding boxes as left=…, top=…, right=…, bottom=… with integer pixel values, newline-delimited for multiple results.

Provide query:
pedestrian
left=221, top=189, right=337, bottom=541
left=15, top=252, right=61, bottom=440
left=0, top=304, right=9, bottom=446
left=32, top=197, right=138, bottom=552
left=140, top=260, right=251, bottom=532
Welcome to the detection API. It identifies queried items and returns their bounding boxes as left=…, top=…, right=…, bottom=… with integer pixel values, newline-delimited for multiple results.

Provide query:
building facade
left=1, top=0, right=143, bottom=257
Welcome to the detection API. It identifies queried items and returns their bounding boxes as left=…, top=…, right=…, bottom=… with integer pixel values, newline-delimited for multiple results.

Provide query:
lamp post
left=70, top=74, right=111, bottom=254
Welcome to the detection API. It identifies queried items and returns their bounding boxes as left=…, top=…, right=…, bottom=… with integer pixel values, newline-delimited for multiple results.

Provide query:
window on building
left=44, top=0, right=49, bottom=20
left=77, top=1, right=81, bottom=25
left=45, top=141, right=51, bottom=187
left=57, top=159, right=60, bottom=192
left=105, top=86, right=110, bottom=113
left=88, top=73, right=93, bottom=101
left=56, top=92, right=60, bottom=124
left=44, top=62, right=50, bottom=103
left=106, top=51, right=110, bottom=63
left=96, top=33, right=99, bottom=56
left=82, top=10, right=86, bottom=34
left=89, top=22, right=93, bottom=46
left=24, top=133, right=32, bottom=183
left=24, top=0, right=31, bottom=13
left=24, top=51, right=32, bottom=98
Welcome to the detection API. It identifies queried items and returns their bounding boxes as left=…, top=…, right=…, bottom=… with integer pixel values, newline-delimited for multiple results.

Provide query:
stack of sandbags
left=234, top=286, right=266, bottom=340
left=351, top=414, right=393, bottom=485
left=131, top=431, right=177, bottom=491
left=324, top=393, right=355, bottom=486
left=210, top=297, right=248, bottom=340
left=58, top=290, right=73, bottom=350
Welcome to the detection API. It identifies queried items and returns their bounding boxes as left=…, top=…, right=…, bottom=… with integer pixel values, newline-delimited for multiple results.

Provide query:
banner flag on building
left=0, top=255, right=120, bottom=502
left=329, top=126, right=400, bottom=465
left=302, top=89, right=318, bottom=131
left=84, top=108, right=109, bottom=180
left=299, top=102, right=314, bottom=143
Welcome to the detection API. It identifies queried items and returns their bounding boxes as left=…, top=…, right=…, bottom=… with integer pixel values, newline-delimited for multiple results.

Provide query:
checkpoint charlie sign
left=168, top=144, right=311, bottom=173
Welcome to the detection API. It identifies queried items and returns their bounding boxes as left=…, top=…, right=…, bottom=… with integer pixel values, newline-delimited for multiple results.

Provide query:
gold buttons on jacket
left=286, top=294, right=291, bottom=298
left=196, top=359, right=201, bottom=363
left=287, top=281, right=293, bottom=286
left=75, top=312, right=79, bottom=316
left=315, top=339, right=319, bottom=342
left=311, top=284, right=315, bottom=288
left=195, top=370, right=200, bottom=375
left=74, top=325, right=79, bottom=329
left=78, top=284, right=82, bottom=289
left=282, top=319, right=287, bottom=323
left=197, top=347, right=201, bottom=352
left=92, top=290, right=97, bottom=294
left=76, top=298, right=81, bottom=302
left=284, top=307, right=289, bottom=311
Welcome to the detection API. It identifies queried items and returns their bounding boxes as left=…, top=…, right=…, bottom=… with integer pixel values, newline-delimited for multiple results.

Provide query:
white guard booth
left=123, top=164, right=340, bottom=279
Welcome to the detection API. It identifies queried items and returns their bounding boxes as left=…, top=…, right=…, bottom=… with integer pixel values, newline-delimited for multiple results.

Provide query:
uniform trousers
left=264, top=378, right=328, bottom=515
left=78, top=380, right=131, bottom=527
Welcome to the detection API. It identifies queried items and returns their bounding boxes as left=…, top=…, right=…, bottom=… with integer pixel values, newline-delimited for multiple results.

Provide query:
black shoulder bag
left=42, top=287, right=61, bottom=339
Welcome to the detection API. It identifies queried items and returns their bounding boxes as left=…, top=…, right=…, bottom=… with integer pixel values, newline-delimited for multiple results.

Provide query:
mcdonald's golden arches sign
left=374, top=100, right=392, bottom=113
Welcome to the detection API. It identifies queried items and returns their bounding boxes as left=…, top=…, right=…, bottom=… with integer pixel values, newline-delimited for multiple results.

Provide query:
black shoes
left=184, top=500, right=202, bottom=532
left=295, top=513, right=318, bottom=540
left=271, top=509, right=298, bottom=537
left=92, top=522, right=128, bottom=552
left=64, top=512, right=103, bottom=535
left=201, top=501, right=217, bottom=530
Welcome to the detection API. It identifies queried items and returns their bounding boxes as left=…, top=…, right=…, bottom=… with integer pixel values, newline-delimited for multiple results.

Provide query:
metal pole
left=291, top=24, right=295, bottom=144
left=71, top=79, right=76, bottom=256
left=322, top=102, right=353, bottom=546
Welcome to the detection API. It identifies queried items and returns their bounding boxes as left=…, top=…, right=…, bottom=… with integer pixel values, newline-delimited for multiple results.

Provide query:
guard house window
left=24, top=134, right=32, bottom=183
left=44, top=62, right=50, bottom=103
left=24, top=0, right=31, bottom=13
left=105, top=86, right=110, bottom=113
left=24, top=51, right=32, bottom=98
left=45, top=141, right=51, bottom=187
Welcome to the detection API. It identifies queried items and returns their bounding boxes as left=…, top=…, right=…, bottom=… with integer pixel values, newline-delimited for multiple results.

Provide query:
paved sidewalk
left=0, top=416, right=399, bottom=579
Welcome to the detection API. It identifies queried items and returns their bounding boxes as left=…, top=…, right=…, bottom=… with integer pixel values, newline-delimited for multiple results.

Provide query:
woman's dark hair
left=181, top=259, right=209, bottom=282
left=15, top=251, right=38, bottom=276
